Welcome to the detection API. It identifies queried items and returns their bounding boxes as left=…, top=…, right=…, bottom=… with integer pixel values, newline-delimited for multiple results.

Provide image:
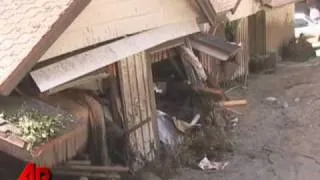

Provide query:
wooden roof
left=0, top=0, right=90, bottom=95
left=31, top=21, right=201, bottom=92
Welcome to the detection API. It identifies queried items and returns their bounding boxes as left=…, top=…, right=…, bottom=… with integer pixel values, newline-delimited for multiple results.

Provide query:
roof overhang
left=190, top=33, right=241, bottom=61
left=0, top=0, right=91, bottom=96
left=30, top=21, right=201, bottom=93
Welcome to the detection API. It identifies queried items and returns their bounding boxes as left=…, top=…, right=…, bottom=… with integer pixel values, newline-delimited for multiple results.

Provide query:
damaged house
left=0, top=0, right=299, bottom=178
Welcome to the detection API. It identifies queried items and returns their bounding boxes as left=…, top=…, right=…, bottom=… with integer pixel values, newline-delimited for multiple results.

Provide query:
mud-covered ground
left=2, top=60, right=320, bottom=180
left=170, top=60, right=320, bottom=180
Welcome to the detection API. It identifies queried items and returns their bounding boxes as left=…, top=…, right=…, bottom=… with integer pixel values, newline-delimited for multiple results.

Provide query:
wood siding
left=39, top=0, right=201, bottom=61
left=227, top=0, right=261, bottom=21
left=248, top=4, right=294, bottom=55
left=248, top=11, right=266, bottom=56
left=234, top=17, right=250, bottom=81
left=265, top=4, right=295, bottom=53
left=117, top=52, right=158, bottom=165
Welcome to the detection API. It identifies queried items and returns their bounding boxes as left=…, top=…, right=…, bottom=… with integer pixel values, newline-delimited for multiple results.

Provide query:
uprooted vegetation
left=142, top=93, right=235, bottom=179
left=0, top=106, right=66, bottom=150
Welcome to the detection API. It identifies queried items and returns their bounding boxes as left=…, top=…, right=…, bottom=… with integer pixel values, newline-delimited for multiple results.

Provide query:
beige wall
left=248, top=4, right=295, bottom=55
left=40, top=0, right=201, bottom=61
left=265, top=4, right=295, bottom=53
left=227, top=0, right=262, bottom=21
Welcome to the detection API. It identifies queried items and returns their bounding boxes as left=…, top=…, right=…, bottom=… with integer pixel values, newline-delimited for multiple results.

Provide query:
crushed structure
left=0, top=0, right=300, bottom=178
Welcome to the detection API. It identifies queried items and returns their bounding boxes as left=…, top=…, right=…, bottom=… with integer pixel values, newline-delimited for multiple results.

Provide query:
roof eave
left=0, top=0, right=91, bottom=96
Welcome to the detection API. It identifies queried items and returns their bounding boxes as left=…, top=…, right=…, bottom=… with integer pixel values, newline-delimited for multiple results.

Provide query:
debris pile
left=150, top=39, right=247, bottom=178
left=283, top=37, right=316, bottom=62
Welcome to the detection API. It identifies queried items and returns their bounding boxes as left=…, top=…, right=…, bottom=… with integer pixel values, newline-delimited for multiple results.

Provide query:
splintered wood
left=178, top=45, right=207, bottom=88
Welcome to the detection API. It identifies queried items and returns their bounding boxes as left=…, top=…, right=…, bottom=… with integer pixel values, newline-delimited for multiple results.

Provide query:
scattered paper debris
left=154, top=82, right=167, bottom=94
left=198, top=156, right=229, bottom=171
left=264, top=97, right=278, bottom=103
left=231, top=117, right=239, bottom=127
left=294, top=97, right=300, bottom=103
left=283, top=101, right=289, bottom=108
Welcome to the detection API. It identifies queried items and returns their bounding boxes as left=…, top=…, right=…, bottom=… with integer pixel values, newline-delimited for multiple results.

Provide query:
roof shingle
left=0, top=0, right=90, bottom=95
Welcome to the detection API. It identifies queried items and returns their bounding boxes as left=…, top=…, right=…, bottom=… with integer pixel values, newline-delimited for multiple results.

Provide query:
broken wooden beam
left=168, top=53, right=186, bottom=80
left=46, top=72, right=109, bottom=95
left=178, top=46, right=207, bottom=82
left=219, top=100, right=248, bottom=107
left=52, top=171, right=121, bottom=179
left=54, top=165, right=129, bottom=173
left=195, top=0, right=216, bottom=29
left=66, top=160, right=91, bottom=166
left=190, top=33, right=241, bottom=61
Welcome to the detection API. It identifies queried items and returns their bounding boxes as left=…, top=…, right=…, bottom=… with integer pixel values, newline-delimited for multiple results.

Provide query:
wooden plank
left=144, top=53, right=158, bottom=158
left=117, top=58, right=138, bottom=153
left=128, top=54, right=145, bottom=157
left=233, top=17, right=250, bottom=82
left=46, top=72, right=109, bottom=95
left=195, top=0, right=216, bottom=28
left=109, top=74, right=124, bottom=127
left=148, top=37, right=185, bottom=54
left=117, top=52, right=157, bottom=166
left=135, top=53, right=150, bottom=158
left=219, top=100, right=248, bottom=107
left=190, top=40, right=229, bottom=61
left=39, top=0, right=200, bottom=61
left=31, top=20, right=200, bottom=92
left=178, top=46, right=207, bottom=81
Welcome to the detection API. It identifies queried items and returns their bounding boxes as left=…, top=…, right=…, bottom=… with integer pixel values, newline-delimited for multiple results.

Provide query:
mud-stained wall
left=265, top=4, right=295, bottom=53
